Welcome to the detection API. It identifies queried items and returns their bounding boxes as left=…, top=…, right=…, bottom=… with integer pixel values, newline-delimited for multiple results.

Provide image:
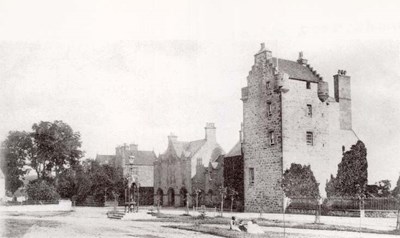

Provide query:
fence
left=6, top=200, right=59, bottom=206
left=286, top=197, right=399, bottom=215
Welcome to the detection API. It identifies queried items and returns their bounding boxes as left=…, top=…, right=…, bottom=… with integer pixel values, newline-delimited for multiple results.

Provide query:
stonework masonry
left=241, top=44, right=358, bottom=212
left=153, top=123, right=224, bottom=207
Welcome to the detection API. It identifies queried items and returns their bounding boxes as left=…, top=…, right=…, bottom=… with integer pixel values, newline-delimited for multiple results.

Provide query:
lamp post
left=128, top=156, right=135, bottom=212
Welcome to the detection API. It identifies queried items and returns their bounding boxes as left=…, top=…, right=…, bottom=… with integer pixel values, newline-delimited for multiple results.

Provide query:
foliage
left=282, top=163, right=320, bottom=198
left=1, top=131, right=31, bottom=195
left=325, top=140, right=368, bottom=197
left=31, top=120, right=84, bottom=180
left=26, top=179, right=60, bottom=201
left=392, top=176, right=400, bottom=198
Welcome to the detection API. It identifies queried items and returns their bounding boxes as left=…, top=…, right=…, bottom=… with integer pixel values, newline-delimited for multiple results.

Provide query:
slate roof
left=95, top=155, right=116, bottom=165
left=225, top=140, right=242, bottom=157
left=272, top=58, right=321, bottom=83
left=123, top=151, right=157, bottom=166
left=169, top=139, right=207, bottom=158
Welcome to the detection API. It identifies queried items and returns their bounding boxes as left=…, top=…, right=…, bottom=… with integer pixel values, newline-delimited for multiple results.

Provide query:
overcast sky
left=1, top=0, right=400, bottom=185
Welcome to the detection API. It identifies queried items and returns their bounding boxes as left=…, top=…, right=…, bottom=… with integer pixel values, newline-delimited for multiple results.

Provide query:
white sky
left=1, top=0, right=400, bottom=185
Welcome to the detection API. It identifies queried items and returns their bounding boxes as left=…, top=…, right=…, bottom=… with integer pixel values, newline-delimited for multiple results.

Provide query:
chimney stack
left=168, top=133, right=178, bottom=143
left=205, top=122, right=216, bottom=143
left=129, top=143, right=138, bottom=151
left=297, top=51, right=308, bottom=65
left=334, top=70, right=352, bottom=130
left=255, top=42, right=272, bottom=63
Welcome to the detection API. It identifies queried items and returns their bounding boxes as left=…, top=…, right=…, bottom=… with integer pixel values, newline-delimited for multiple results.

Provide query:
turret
left=317, top=81, right=329, bottom=102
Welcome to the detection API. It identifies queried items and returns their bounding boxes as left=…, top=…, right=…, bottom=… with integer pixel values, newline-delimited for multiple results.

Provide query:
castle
left=241, top=43, right=359, bottom=212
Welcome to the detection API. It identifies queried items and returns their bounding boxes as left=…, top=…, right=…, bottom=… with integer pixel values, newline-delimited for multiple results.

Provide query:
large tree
left=282, top=163, right=320, bottom=198
left=1, top=131, right=32, bottom=195
left=325, top=140, right=368, bottom=197
left=31, top=120, right=84, bottom=181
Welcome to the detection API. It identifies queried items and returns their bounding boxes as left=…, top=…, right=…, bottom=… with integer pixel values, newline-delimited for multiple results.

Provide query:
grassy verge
left=146, top=212, right=400, bottom=236
left=166, top=224, right=282, bottom=238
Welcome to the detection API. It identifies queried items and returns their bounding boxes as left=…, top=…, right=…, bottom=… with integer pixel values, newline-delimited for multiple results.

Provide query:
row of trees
left=1, top=121, right=84, bottom=196
left=0, top=120, right=126, bottom=204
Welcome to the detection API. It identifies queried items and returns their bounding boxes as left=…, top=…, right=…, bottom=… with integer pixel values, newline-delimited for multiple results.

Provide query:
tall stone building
left=153, top=123, right=224, bottom=207
left=241, top=44, right=358, bottom=212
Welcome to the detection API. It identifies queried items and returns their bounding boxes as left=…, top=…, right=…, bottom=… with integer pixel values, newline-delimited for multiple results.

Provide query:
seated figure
left=229, top=216, right=241, bottom=231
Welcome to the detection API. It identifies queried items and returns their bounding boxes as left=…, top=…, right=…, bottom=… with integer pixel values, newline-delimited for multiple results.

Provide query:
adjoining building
left=222, top=128, right=244, bottom=211
left=96, top=143, right=157, bottom=205
left=241, top=44, right=358, bottom=212
left=153, top=123, right=224, bottom=207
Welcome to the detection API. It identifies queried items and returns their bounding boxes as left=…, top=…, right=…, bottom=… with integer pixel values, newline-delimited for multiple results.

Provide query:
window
left=307, top=104, right=312, bottom=117
left=266, top=81, right=270, bottom=89
left=269, top=131, right=275, bottom=145
left=249, top=168, right=255, bottom=185
left=197, top=158, right=202, bottom=165
left=267, top=102, right=272, bottom=116
left=306, top=132, right=313, bottom=145
left=306, top=82, right=311, bottom=89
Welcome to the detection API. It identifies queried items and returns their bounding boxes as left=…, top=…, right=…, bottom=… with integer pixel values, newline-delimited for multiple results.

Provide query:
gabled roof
left=272, top=58, right=321, bottom=83
left=95, top=155, right=116, bottom=165
left=124, top=151, right=157, bottom=166
left=168, top=139, right=207, bottom=158
left=226, top=141, right=242, bottom=157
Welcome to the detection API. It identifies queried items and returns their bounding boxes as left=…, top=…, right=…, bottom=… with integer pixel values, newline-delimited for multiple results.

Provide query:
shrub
left=26, top=179, right=60, bottom=201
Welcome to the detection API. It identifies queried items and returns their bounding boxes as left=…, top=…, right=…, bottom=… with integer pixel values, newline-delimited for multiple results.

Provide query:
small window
left=266, top=81, right=270, bottom=89
left=267, top=102, right=272, bottom=115
left=307, top=104, right=312, bottom=117
left=269, top=131, right=275, bottom=145
left=249, top=168, right=255, bottom=185
left=197, top=158, right=202, bottom=165
left=306, top=82, right=311, bottom=89
left=306, top=132, right=313, bottom=145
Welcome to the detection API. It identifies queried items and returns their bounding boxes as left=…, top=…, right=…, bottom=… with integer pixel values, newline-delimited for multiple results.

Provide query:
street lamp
left=126, top=156, right=135, bottom=212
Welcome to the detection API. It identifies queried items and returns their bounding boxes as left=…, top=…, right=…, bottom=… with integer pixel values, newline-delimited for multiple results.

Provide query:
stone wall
left=242, top=49, right=284, bottom=212
left=281, top=79, right=330, bottom=196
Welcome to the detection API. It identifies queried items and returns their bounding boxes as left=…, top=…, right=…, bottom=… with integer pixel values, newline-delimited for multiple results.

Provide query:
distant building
left=95, top=154, right=115, bottom=166
left=96, top=143, right=157, bottom=205
left=241, top=44, right=358, bottom=212
left=153, top=123, right=224, bottom=207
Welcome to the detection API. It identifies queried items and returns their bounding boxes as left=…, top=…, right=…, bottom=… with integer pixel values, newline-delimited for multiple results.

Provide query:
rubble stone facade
left=241, top=44, right=358, bottom=212
left=153, top=123, right=224, bottom=207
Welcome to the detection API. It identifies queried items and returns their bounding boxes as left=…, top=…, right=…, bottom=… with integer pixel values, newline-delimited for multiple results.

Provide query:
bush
left=26, top=179, right=60, bottom=201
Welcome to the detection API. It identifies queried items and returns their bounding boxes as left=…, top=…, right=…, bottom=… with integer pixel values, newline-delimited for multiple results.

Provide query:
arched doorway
left=156, top=188, right=164, bottom=206
left=167, top=188, right=175, bottom=206
left=180, top=187, right=188, bottom=207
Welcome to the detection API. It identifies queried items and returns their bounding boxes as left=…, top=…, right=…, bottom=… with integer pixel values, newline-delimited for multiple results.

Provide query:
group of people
left=229, top=216, right=264, bottom=234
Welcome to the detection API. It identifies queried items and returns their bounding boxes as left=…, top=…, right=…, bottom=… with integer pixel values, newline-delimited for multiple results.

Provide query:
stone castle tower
left=241, top=43, right=358, bottom=212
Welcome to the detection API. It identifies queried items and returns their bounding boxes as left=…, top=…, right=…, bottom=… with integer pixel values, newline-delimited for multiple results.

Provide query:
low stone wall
left=0, top=200, right=72, bottom=212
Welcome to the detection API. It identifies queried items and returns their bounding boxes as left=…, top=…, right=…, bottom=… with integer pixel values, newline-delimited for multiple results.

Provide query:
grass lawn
left=147, top=212, right=400, bottom=236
